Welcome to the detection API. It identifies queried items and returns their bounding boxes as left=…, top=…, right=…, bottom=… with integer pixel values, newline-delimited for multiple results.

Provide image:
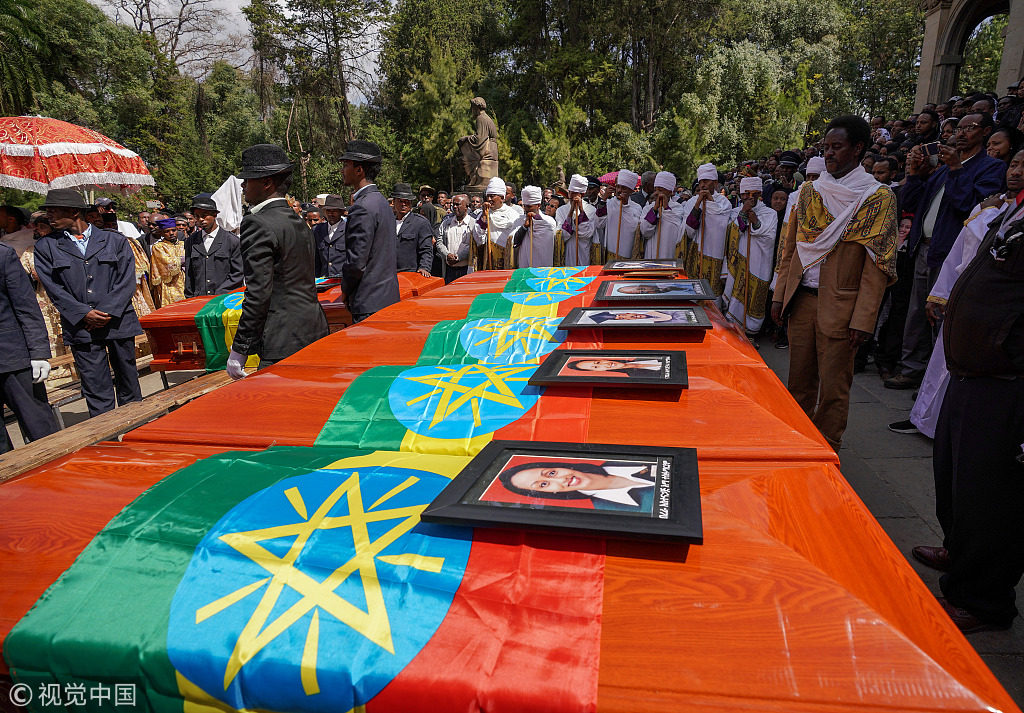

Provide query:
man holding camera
left=884, top=112, right=1006, bottom=390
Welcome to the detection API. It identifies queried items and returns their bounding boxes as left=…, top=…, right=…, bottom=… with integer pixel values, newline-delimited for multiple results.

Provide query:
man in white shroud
left=720, top=176, right=778, bottom=339
left=682, top=163, right=732, bottom=296
left=596, top=169, right=642, bottom=261
left=638, top=171, right=684, bottom=259
left=471, top=177, right=520, bottom=270
left=510, top=185, right=556, bottom=267
left=555, top=174, right=597, bottom=266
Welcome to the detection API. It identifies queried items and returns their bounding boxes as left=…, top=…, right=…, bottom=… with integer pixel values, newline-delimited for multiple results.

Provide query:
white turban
left=739, top=176, right=763, bottom=193
left=806, top=156, right=826, bottom=175
left=616, top=169, right=639, bottom=190
left=654, top=171, right=676, bottom=191
left=520, top=185, right=542, bottom=206
left=568, top=174, right=588, bottom=194
left=486, top=177, right=506, bottom=197
left=696, top=163, right=719, bottom=182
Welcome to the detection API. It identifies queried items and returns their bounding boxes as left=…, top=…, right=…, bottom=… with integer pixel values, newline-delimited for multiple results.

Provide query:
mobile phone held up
left=923, top=141, right=942, bottom=156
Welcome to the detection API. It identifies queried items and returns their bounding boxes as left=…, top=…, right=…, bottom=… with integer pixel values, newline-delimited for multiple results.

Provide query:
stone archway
left=915, top=0, right=1024, bottom=107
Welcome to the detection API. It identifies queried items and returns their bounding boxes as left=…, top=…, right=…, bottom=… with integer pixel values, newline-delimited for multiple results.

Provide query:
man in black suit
left=226, top=144, right=328, bottom=378
left=392, top=183, right=434, bottom=277
left=34, top=189, right=144, bottom=417
left=184, top=193, right=244, bottom=297
left=1, top=242, right=58, bottom=452
left=631, top=171, right=656, bottom=207
left=313, top=194, right=347, bottom=278
left=339, top=140, right=400, bottom=321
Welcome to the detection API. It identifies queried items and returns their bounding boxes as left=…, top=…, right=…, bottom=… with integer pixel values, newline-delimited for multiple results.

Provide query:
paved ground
left=5, top=358, right=1023, bottom=704
left=759, top=341, right=1024, bottom=707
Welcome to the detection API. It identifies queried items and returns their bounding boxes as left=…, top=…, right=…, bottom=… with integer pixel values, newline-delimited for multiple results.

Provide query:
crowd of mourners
left=2, top=81, right=1024, bottom=637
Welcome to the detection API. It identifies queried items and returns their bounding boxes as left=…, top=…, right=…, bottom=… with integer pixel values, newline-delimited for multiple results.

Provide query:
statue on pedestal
left=458, top=97, right=499, bottom=193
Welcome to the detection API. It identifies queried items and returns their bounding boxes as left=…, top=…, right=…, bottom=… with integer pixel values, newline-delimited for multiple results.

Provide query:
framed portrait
left=421, top=440, right=702, bottom=543
left=603, top=259, right=685, bottom=273
left=595, top=279, right=714, bottom=302
left=557, top=306, right=713, bottom=330
left=527, top=349, right=688, bottom=388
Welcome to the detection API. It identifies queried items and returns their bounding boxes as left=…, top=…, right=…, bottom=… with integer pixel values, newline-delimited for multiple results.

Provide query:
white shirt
left=439, top=213, right=475, bottom=267
left=250, top=196, right=287, bottom=214
left=580, top=466, right=654, bottom=507
left=116, top=219, right=141, bottom=239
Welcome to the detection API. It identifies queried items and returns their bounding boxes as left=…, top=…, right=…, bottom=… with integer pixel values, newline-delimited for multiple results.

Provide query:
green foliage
left=0, top=0, right=42, bottom=114
left=959, top=15, right=1007, bottom=94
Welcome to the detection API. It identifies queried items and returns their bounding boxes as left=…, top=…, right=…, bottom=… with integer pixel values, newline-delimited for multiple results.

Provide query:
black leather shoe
left=912, top=545, right=950, bottom=571
left=936, top=598, right=1012, bottom=634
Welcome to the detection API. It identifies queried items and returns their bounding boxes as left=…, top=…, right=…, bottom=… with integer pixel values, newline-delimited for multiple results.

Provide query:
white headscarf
left=739, top=176, right=763, bottom=193
left=486, top=177, right=506, bottom=197
left=616, top=169, right=639, bottom=190
left=520, top=185, right=542, bottom=205
left=696, top=163, right=719, bottom=182
left=807, top=157, right=826, bottom=175
left=568, top=174, right=588, bottom=194
left=654, top=171, right=676, bottom=191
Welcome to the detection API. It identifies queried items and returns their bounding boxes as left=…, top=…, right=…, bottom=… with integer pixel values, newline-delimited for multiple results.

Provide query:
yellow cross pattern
left=469, top=318, right=558, bottom=358
left=514, top=291, right=575, bottom=303
left=402, top=363, right=535, bottom=428
left=193, top=473, right=443, bottom=697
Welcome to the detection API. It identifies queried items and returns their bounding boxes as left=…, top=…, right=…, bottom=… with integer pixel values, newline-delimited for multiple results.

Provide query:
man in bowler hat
left=391, top=183, right=435, bottom=277
left=339, top=140, right=400, bottom=321
left=226, top=144, right=328, bottom=378
left=184, top=193, right=244, bottom=297
left=313, top=193, right=347, bottom=278
left=34, top=188, right=144, bottom=417
left=1, top=241, right=58, bottom=451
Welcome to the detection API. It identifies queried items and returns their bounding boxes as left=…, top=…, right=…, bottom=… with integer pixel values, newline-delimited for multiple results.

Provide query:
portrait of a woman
left=493, top=459, right=656, bottom=512
left=560, top=356, right=665, bottom=377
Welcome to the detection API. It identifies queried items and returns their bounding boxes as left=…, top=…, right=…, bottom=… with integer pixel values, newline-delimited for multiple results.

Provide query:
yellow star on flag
left=401, top=363, right=535, bottom=428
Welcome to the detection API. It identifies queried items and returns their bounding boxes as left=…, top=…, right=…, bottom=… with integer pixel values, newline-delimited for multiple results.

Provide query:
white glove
left=31, top=360, right=51, bottom=383
left=226, top=350, right=248, bottom=380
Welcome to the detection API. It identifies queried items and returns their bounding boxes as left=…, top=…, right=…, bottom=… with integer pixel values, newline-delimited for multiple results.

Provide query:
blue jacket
left=342, top=185, right=401, bottom=316
left=33, top=228, right=142, bottom=345
left=313, top=220, right=346, bottom=278
left=902, top=152, right=1006, bottom=268
left=0, top=243, right=50, bottom=372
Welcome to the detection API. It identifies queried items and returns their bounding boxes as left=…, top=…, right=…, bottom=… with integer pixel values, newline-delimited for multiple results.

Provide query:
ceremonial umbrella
left=598, top=171, right=618, bottom=185
left=0, top=116, right=154, bottom=194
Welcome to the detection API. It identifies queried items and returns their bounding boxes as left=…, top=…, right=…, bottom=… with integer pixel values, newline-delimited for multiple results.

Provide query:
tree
left=959, top=14, right=1007, bottom=94
left=0, top=0, right=42, bottom=114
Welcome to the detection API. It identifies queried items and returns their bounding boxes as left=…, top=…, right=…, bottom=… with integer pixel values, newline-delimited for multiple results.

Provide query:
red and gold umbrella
left=0, top=115, right=154, bottom=194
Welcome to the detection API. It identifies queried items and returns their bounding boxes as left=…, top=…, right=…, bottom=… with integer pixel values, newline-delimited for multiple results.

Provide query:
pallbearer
left=639, top=171, right=683, bottom=259
left=184, top=193, right=244, bottom=297
left=510, top=185, right=556, bottom=267
left=682, top=163, right=732, bottom=296
left=471, top=177, right=519, bottom=270
left=597, top=169, right=642, bottom=262
left=720, top=176, right=778, bottom=339
left=555, top=174, right=596, bottom=266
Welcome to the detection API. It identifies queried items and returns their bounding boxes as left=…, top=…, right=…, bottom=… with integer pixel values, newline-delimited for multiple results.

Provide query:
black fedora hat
left=391, top=183, right=416, bottom=201
left=779, top=150, right=802, bottom=167
left=237, top=144, right=293, bottom=179
left=191, top=193, right=219, bottom=212
left=339, top=140, right=383, bottom=163
left=323, top=194, right=346, bottom=209
left=41, top=188, right=88, bottom=210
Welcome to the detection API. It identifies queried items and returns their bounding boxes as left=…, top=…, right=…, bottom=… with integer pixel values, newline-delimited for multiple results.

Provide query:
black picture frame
left=595, top=279, right=715, bottom=302
left=602, top=258, right=685, bottom=272
left=557, top=306, right=713, bottom=330
left=421, top=440, right=702, bottom=543
left=527, top=349, right=688, bottom=388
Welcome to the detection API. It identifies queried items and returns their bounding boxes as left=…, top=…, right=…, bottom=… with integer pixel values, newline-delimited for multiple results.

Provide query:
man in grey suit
left=391, top=183, right=434, bottom=277
left=184, top=193, right=244, bottom=297
left=340, top=140, right=400, bottom=322
left=226, top=144, right=328, bottom=378
left=35, top=189, right=144, bottom=416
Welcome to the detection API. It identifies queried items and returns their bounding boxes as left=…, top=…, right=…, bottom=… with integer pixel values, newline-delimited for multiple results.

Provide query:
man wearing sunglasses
left=883, top=112, right=1006, bottom=391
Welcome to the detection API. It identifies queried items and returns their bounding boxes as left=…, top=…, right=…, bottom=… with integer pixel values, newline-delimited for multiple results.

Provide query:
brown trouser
left=786, top=288, right=856, bottom=451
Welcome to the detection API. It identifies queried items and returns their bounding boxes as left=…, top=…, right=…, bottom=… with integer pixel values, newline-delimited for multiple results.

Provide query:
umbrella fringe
left=36, top=142, right=141, bottom=158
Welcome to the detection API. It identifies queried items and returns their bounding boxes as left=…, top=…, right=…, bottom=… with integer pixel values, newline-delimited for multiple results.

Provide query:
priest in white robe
left=721, top=176, right=779, bottom=337
left=510, top=185, right=557, bottom=267
left=638, top=171, right=684, bottom=259
left=555, top=174, right=597, bottom=266
left=471, top=177, right=520, bottom=270
left=682, top=163, right=732, bottom=296
left=596, top=169, right=643, bottom=261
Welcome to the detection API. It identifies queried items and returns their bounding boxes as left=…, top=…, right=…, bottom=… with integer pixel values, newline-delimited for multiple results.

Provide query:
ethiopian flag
left=464, top=291, right=588, bottom=320
left=4, top=447, right=604, bottom=713
left=194, top=292, right=259, bottom=371
left=415, top=315, right=568, bottom=366
left=503, top=267, right=596, bottom=294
